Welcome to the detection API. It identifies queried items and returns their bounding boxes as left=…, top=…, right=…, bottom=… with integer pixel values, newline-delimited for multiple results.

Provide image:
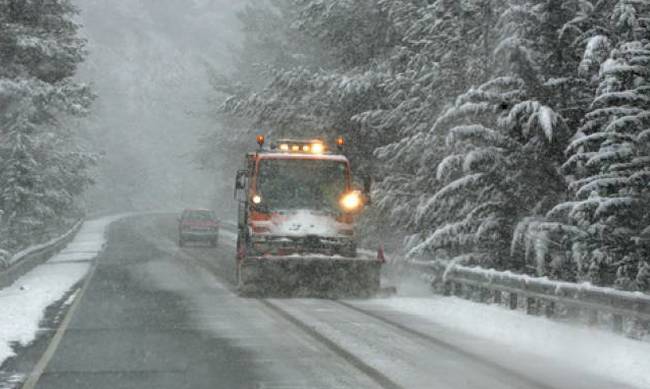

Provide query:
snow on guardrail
left=4, top=220, right=84, bottom=269
left=0, top=220, right=85, bottom=290
left=405, top=259, right=650, bottom=337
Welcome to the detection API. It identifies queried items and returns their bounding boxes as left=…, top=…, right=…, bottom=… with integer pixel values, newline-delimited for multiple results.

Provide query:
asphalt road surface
left=27, top=214, right=633, bottom=389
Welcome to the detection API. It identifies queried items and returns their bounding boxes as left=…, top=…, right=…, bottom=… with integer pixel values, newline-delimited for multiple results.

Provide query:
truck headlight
left=340, top=191, right=362, bottom=212
left=311, top=142, right=324, bottom=154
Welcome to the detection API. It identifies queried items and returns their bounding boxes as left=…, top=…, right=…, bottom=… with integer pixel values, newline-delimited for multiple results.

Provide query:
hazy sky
left=75, top=0, right=242, bottom=213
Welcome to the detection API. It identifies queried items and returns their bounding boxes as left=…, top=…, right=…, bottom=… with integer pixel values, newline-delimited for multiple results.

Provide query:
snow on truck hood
left=256, top=209, right=349, bottom=237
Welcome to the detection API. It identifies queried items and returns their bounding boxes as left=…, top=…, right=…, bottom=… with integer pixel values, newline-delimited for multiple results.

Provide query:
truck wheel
left=235, top=236, right=242, bottom=282
left=340, top=243, right=357, bottom=258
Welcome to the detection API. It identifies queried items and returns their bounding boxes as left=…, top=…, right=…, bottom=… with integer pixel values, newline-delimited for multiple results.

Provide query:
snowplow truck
left=233, top=136, right=382, bottom=298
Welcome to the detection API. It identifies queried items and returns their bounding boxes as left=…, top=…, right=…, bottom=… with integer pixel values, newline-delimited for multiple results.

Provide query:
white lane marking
left=20, top=262, right=98, bottom=389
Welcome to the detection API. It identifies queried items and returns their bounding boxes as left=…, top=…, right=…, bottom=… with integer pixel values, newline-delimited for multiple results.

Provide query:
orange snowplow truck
left=233, top=136, right=382, bottom=297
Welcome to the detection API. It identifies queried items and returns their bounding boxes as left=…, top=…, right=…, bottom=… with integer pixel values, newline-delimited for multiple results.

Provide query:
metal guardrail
left=407, top=260, right=650, bottom=336
left=0, top=219, right=84, bottom=288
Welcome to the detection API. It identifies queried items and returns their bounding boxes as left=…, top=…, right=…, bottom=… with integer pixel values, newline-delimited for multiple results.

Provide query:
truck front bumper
left=250, top=234, right=356, bottom=257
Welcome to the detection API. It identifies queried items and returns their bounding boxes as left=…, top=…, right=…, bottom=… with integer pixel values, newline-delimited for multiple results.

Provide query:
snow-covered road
left=1, top=214, right=647, bottom=389
left=0, top=216, right=127, bottom=367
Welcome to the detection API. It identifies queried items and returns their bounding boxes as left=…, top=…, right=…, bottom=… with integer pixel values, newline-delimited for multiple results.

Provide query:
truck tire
left=340, top=243, right=357, bottom=258
left=236, top=235, right=243, bottom=283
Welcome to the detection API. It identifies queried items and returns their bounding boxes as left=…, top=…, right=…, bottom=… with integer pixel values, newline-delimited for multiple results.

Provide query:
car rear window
left=184, top=210, right=217, bottom=221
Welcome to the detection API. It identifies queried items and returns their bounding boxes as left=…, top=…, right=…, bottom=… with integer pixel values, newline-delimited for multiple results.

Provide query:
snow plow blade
left=237, top=256, right=381, bottom=298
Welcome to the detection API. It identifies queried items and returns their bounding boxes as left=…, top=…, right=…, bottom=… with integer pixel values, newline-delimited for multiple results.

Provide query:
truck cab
left=234, top=138, right=364, bottom=258
left=233, top=136, right=381, bottom=297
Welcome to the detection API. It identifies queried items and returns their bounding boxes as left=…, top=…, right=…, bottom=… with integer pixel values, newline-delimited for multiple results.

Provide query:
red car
left=178, top=209, right=219, bottom=247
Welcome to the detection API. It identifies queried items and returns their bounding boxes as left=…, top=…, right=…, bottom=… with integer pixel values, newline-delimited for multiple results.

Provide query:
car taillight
left=250, top=211, right=271, bottom=221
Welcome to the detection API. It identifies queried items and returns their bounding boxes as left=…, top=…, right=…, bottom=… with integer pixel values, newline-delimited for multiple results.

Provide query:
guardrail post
left=544, top=301, right=555, bottom=318
left=470, top=285, right=480, bottom=301
left=567, top=305, right=580, bottom=320
left=462, top=285, right=474, bottom=301
left=478, top=287, right=489, bottom=303
left=509, top=292, right=518, bottom=310
left=588, top=310, right=598, bottom=326
left=453, top=282, right=462, bottom=297
left=526, top=297, right=538, bottom=315
left=627, top=319, right=649, bottom=340
left=612, top=314, right=623, bottom=333
left=442, top=281, right=452, bottom=296
left=492, top=289, right=502, bottom=305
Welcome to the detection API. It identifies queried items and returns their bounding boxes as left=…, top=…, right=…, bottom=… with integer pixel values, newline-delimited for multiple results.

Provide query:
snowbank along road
left=2, top=214, right=645, bottom=389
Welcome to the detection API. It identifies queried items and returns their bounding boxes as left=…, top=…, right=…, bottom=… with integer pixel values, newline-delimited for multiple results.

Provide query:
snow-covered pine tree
left=0, top=0, right=93, bottom=254
left=293, top=0, right=395, bottom=69
left=494, top=0, right=593, bottom=124
left=516, top=0, right=650, bottom=289
left=405, top=77, right=569, bottom=270
left=372, top=0, right=588, bottom=272
left=550, top=39, right=650, bottom=289
left=370, top=0, right=507, bottom=244
left=473, top=0, right=604, bottom=278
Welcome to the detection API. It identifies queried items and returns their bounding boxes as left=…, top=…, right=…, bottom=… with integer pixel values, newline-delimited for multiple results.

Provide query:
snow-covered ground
left=0, top=215, right=125, bottom=366
left=369, top=296, right=650, bottom=389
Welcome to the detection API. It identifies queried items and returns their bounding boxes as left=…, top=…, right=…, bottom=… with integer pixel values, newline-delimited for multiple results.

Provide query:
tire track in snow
left=335, top=301, right=556, bottom=389
left=258, top=299, right=403, bottom=389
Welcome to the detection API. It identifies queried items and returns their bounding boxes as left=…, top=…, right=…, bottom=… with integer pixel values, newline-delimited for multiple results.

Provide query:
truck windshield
left=256, top=159, right=348, bottom=211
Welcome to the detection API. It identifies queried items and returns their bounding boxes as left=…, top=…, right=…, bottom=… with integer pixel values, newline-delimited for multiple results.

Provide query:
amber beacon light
left=336, top=136, right=345, bottom=148
left=256, top=135, right=265, bottom=147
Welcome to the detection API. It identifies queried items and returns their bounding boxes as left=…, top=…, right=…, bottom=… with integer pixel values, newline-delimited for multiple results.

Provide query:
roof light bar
left=266, top=138, right=341, bottom=154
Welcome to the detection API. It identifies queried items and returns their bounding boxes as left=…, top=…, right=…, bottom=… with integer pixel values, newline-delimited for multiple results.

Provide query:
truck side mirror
left=363, top=176, right=372, bottom=206
left=234, top=170, right=248, bottom=200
